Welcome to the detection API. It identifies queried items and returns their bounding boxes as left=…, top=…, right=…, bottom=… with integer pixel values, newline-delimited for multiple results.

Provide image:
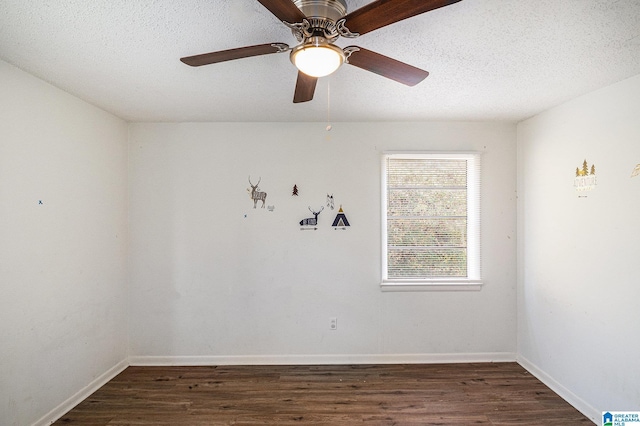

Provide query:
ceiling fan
left=180, top=0, right=462, bottom=103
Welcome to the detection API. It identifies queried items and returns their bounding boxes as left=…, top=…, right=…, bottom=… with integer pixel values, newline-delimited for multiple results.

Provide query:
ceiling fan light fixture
left=290, top=38, right=345, bottom=78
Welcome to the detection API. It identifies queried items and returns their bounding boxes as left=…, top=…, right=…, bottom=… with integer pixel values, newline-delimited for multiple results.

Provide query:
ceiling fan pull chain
left=326, top=80, right=332, bottom=132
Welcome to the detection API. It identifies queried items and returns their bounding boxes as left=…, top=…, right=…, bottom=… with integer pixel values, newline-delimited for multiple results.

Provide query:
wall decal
left=326, top=193, right=334, bottom=210
left=300, top=206, right=324, bottom=229
left=248, top=176, right=267, bottom=209
left=292, top=184, right=299, bottom=196
left=574, top=159, right=597, bottom=192
left=267, top=205, right=275, bottom=212
left=332, top=205, right=350, bottom=230
left=631, top=164, right=640, bottom=178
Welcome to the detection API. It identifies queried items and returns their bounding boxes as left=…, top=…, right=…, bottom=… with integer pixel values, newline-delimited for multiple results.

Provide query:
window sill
left=381, top=280, right=484, bottom=292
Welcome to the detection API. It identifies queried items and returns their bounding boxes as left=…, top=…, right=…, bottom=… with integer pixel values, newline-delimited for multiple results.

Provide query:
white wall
left=128, top=121, right=517, bottom=363
left=517, top=73, right=640, bottom=421
left=0, top=60, right=129, bottom=426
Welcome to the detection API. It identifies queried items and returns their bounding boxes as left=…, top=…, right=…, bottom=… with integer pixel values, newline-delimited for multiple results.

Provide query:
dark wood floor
left=54, top=362, right=592, bottom=425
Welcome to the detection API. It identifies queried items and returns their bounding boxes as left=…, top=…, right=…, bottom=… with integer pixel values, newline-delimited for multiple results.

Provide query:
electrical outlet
left=329, top=317, right=337, bottom=330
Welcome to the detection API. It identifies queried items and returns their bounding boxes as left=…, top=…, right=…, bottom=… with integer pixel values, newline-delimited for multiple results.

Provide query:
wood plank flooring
left=54, top=363, right=592, bottom=425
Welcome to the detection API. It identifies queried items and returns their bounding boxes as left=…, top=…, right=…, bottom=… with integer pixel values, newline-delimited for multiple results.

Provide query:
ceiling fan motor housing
left=293, top=0, right=347, bottom=22
left=289, top=0, right=351, bottom=44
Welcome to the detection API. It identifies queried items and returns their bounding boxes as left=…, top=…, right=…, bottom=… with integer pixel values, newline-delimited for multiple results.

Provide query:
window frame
left=381, top=152, right=483, bottom=292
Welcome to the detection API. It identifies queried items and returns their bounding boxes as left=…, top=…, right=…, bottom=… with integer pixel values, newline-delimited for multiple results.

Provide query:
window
left=381, top=152, right=482, bottom=291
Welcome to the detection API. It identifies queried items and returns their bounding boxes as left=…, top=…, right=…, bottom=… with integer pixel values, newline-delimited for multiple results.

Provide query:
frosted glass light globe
left=290, top=43, right=345, bottom=78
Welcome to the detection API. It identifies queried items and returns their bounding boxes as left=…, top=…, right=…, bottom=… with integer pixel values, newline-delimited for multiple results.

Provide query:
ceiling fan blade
left=342, top=0, right=462, bottom=35
left=345, top=46, right=429, bottom=86
left=293, top=72, right=318, bottom=103
left=256, top=0, right=307, bottom=23
left=180, top=43, right=289, bottom=67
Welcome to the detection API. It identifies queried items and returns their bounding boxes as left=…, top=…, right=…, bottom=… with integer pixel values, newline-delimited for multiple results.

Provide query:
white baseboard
left=517, top=355, right=599, bottom=425
left=128, top=352, right=516, bottom=366
left=32, top=359, right=128, bottom=426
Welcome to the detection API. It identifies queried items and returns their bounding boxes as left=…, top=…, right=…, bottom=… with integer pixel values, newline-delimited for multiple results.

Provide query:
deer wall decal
left=248, top=176, right=267, bottom=209
left=300, top=206, right=324, bottom=226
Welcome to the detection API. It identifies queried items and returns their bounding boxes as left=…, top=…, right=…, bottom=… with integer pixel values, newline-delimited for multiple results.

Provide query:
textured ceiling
left=1, top=0, right=639, bottom=123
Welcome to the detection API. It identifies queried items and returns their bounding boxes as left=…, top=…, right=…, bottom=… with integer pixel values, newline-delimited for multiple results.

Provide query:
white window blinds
left=382, top=153, right=481, bottom=284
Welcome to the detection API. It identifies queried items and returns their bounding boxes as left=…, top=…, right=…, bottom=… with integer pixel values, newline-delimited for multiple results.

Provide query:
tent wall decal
left=332, top=206, right=350, bottom=228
